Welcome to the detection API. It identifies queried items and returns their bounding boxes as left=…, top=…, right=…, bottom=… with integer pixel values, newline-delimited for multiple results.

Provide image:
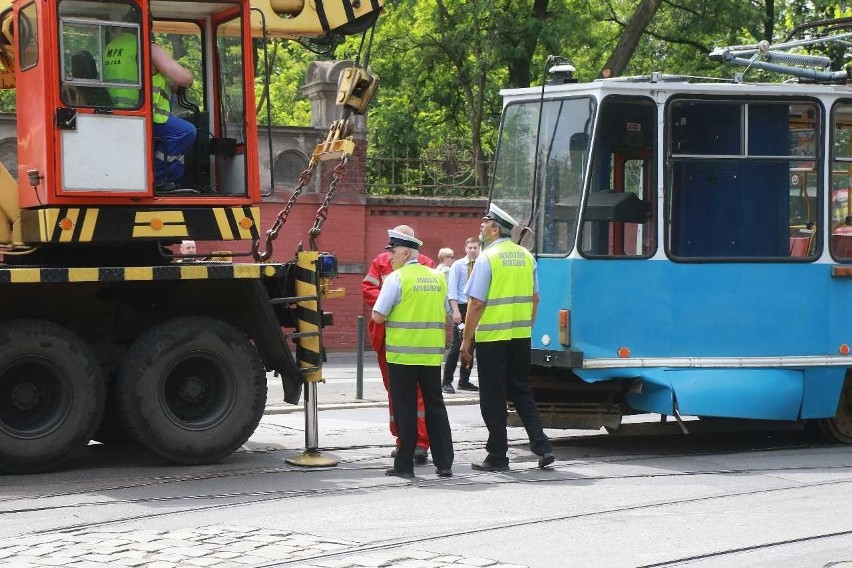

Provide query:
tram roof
left=500, top=75, right=852, bottom=104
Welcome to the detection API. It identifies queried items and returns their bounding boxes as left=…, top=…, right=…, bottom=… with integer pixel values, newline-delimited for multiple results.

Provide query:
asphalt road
left=2, top=396, right=852, bottom=568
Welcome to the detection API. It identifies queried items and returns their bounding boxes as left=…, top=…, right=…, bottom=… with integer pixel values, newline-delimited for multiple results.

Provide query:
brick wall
left=193, top=137, right=487, bottom=353
left=245, top=195, right=486, bottom=352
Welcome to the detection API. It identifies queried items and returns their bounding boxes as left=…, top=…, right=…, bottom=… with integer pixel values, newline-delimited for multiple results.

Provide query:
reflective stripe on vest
left=151, top=73, right=171, bottom=124
left=475, top=240, right=534, bottom=342
left=103, top=32, right=140, bottom=108
left=385, top=263, right=447, bottom=366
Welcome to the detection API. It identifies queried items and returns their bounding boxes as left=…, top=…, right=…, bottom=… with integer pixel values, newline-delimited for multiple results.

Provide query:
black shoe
left=441, top=384, right=455, bottom=394
left=538, top=452, right=555, bottom=469
left=154, top=181, right=177, bottom=192
left=385, top=468, right=414, bottom=479
left=457, top=382, right=479, bottom=392
left=414, top=446, right=428, bottom=465
left=436, top=468, right=453, bottom=478
left=471, top=458, right=510, bottom=472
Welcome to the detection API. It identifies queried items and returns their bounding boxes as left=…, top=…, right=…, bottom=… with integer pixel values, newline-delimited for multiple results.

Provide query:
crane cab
left=12, top=0, right=261, bottom=246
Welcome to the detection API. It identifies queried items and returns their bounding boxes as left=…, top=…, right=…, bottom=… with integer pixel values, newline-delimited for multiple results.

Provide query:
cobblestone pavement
left=0, top=525, right=526, bottom=568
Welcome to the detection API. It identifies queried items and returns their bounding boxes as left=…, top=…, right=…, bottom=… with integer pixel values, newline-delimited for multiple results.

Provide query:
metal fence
left=365, top=148, right=492, bottom=197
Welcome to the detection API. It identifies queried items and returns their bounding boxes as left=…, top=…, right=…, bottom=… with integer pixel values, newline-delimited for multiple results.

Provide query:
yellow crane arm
left=0, top=3, right=14, bottom=89
left=250, top=0, right=383, bottom=39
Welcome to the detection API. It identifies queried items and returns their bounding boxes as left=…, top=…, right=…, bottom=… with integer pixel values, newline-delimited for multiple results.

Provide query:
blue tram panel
left=489, top=45, right=852, bottom=440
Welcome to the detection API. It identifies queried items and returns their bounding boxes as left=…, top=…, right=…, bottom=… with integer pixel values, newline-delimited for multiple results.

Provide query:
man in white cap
left=362, top=225, right=435, bottom=463
left=460, top=203, right=554, bottom=471
left=372, top=229, right=454, bottom=479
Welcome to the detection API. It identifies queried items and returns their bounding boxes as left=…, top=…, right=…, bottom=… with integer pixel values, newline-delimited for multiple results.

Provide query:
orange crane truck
left=0, top=0, right=382, bottom=473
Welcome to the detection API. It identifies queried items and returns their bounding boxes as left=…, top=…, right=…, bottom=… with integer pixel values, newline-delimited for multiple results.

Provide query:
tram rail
left=2, top=439, right=851, bottom=533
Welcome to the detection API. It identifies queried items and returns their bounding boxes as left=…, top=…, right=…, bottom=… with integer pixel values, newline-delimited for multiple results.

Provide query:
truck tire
left=0, top=319, right=105, bottom=474
left=92, top=378, right=134, bottom=445
left=116, top=317, right=267, bottom=465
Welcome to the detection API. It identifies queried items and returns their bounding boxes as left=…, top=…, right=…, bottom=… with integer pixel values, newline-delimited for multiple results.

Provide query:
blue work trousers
left=153, top=115, right=196, bottom=185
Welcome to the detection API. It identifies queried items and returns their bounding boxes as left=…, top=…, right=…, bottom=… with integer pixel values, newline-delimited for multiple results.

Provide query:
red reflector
left=558, top=309, right=570, bottom=346
left=841, top=344, right=850, bottom=356
left=832, top=265, right=852, bottom=277
left=618, top=346, right=631, bottom=358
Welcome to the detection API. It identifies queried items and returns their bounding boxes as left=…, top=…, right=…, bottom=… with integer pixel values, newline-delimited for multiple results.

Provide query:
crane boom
left=250, top=0, right=383, bottom=39
left=0, top=0, right=385, bottom=89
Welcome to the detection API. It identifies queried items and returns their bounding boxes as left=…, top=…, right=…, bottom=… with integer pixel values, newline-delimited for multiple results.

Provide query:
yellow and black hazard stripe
left=293, top=251, right=324, bottom=382
left=20, top=206, right=261, bottom=244
left=317, top=0, right=383, bottom=33
left=0, top=263, right=284, bottom=284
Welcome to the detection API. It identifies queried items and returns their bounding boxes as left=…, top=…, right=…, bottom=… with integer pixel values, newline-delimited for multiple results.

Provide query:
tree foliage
left=6, top=1, right=852, bottom=171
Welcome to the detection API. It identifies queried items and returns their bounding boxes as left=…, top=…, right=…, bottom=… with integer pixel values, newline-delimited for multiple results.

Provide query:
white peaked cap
left=483, top=202, right=518, bottom=231
left=385, top=229, right=423, bottom=250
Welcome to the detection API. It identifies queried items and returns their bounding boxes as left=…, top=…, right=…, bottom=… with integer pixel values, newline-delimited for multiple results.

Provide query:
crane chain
left=308, top=154, right=350, bottom=251
left=252, top=163, right=317, bottom=262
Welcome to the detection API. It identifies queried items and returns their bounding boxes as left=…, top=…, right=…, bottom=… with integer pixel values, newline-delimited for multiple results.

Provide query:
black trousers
left=475, top=338, right=552, bottom=460
left=443, top=303, right=472, bottom=385
left=388, top=363, right=454, bottom=473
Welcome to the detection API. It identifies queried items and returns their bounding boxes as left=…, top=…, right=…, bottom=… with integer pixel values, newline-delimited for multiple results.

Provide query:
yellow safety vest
left=385, top=263, right=447, bottom=366
left=151, top=72, right=171, bottom=124
left=103, top=32, right=140, bottom=108
left=475, top=239, right=535, bottom=342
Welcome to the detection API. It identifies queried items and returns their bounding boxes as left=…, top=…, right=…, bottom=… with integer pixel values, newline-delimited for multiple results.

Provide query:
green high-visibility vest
left=475, top=239, right=535, bottom=342
left=103, top=32, right=141, bottom=108
left=151, top=72, right=171, bottom=124
left=385, top=263, right=447, bottom=366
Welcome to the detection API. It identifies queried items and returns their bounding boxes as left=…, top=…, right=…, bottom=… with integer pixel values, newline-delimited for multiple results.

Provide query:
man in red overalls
left=363, top=224, right=435, bottom=464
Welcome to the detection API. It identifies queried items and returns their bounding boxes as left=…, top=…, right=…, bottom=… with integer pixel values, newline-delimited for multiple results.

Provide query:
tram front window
left=490, top=97, right=594, bottom=254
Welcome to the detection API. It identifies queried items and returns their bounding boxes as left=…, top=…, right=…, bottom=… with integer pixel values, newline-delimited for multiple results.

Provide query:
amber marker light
left=618, top=346, right=631, bottom=358
left=558, top=309, right=570, bottom=346
left=841, top=344, right=850, bottom=356
left=239, top=217, right=253, bottom=229
left=58, top=218, right=73, bottom=231
left=150, top=219, right=164, bottom=230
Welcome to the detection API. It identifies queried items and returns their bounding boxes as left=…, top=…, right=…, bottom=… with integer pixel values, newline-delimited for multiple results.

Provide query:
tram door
left=579, top=97, right=656, bottom=258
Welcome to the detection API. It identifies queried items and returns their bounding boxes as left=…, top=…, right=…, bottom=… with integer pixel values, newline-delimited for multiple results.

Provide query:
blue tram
left=491, top=38, right=852, bottom=442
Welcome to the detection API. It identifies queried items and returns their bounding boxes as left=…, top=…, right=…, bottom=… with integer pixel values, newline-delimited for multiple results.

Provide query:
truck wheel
left=116, top=317, right=267, bottom=465
left=819, top=374, right=852, bottom=443
left=92, top=378, right=134, bottom=445
left=0, top=320, right=104, bottom=473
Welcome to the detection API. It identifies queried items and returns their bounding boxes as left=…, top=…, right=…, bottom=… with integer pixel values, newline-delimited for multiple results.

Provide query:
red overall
left=363, top=251, right=435, bottom=449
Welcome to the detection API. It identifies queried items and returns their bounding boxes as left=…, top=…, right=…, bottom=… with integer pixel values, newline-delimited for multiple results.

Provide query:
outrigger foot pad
left=285, top=450, right=338, bottom=467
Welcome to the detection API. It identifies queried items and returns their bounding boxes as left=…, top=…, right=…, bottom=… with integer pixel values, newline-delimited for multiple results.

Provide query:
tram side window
left=830, top=102, right=852, bottom=260
left=667, top=100, right=820, bottom=260
left=579, top=97, right=656, bottom=258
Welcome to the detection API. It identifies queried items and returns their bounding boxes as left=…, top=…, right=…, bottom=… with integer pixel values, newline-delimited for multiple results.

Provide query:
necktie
left=467, top=259, right=475, bottom=280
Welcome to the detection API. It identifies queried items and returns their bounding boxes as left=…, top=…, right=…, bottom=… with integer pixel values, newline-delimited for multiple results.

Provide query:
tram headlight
left=558, top=309, right=570, bottom=346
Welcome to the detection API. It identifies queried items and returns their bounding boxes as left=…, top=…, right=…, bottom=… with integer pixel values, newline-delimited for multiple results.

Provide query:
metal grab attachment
left=252, top=64, right=376, bottom=260
left=336, top=66, right=379, bottom=115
